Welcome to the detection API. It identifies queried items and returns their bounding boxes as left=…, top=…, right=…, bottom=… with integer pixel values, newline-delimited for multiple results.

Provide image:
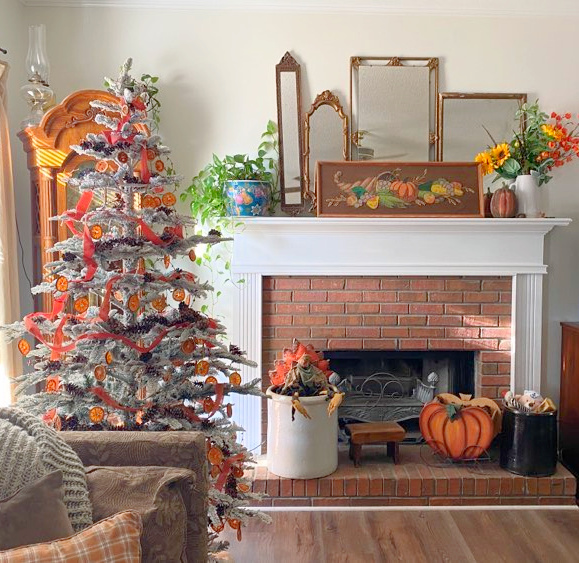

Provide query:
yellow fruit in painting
left=366, top=196, right=380, bottom=209
left=454, top=188, right=464, bottom=196
left=423, top=192, right=436, bottom=204
left=431, top=183, right=448, bottom=195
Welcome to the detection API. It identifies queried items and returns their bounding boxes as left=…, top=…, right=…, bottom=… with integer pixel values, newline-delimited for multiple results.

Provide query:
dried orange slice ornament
left=162, top=192, right=176, bottom=206
left=228, top=518, right=241, bottom=530
left=211, top=521, right=225, bottom=533
left=95, top=160, right=109, bottom=173
left=205, top=375, right=218, bottom=385
left=152, top=296, right=166, bottom=312
left=226, top=404, right=233, bottom=417
left=128, top=294, right=140, bottom=312
left=207, top=446, right=223, bottom=466
left=152, top=196, right=162, bottom=208
left=210, top=465, right=221, bottom=479
left=114, top=291, right=123, bottom=302
left=74, top=296, right=89, bottom=313
left=118, top=151, right=129, bottom=164
left=146, top=148, right=156, bottom=160
left=229, top=372, right=242, bottom=386
left=45, top=376, right=60, bottom=393
left=163, top=255, right=170, bottom=268
left=237, top=483, right=250, bottom=493
left=188, top=249, right=196, bottom=262
left=55, top=276, right=68, bottom=292
left=105, top=351, right=113, bottom=365
left=90, top=225, right=103, bottom=239
left=94, top=365, right=106, bottom=382
left=195, top=360, right=210, bottom=376
left=18, top=339, right=30, bottom=356
left=232, top=466, right=244, bottom=479
left=89, top=406, right=105, bottom=424
left=155, top=160, right=165, bottom=172
left=181, top=339, right=195, bottom=354
left=142, top=194, right=155, bottom=208
left=173, top=288, right=185, bottom=302
left=203, top=398, right=215, bottom=413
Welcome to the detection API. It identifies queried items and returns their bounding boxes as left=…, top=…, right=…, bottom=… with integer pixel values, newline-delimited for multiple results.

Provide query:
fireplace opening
left=325, top=350, right=475, bottom=441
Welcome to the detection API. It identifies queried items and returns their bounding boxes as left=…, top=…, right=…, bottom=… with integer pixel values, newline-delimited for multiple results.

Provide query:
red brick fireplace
left=231, top=217, right=568, bottom=452
left=261, top=275, right=512, bottom=447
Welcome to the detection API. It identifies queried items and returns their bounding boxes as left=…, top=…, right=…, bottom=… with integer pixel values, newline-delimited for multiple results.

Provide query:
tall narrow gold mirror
left=350, top=56, right=439, bottom=161
left=303, top=90, right=349, bottom=207
left=276, top=52, right=305, bottom=214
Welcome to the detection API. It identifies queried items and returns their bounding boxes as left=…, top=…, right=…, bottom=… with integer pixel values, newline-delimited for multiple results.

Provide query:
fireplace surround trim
left=231, top=217, right=570, bottom=450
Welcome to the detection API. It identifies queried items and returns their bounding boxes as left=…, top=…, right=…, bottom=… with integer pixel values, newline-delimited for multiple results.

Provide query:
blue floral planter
left=225, top=180, right=271, bottom=217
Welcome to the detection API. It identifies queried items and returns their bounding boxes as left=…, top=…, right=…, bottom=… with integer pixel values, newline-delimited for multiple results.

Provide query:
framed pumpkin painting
left=315, top=161, right=484, bottom=217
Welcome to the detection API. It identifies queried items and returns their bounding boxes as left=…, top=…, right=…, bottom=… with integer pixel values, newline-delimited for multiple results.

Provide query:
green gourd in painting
left=490, top=184, right=517, bottom=218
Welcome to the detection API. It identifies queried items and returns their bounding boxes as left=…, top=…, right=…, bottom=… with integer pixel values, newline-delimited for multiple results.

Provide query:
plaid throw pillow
left=0, top=511, right=142, bottom=563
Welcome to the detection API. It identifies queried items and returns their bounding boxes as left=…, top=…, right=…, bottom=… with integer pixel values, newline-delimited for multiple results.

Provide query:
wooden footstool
left=345, top=422, right=406, bottom=466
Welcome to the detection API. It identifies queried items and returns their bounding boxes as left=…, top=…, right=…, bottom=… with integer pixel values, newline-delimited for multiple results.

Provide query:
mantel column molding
left=232, top=273, right=262, bottom=451
left=512, top=273, right=544, bottom=393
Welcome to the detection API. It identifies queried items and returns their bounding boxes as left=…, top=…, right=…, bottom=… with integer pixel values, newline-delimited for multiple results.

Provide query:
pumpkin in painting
left=490, top=185, right=517, bottom=218
left=419, top=394, right=495, bottom=460
left=389, top=180, right=418, bottom=202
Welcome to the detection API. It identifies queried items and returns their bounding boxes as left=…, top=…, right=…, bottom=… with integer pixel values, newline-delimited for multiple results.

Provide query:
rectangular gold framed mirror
left=438, top=92, right=527, bottom=162
left=350, top=56, right=439, bottom=162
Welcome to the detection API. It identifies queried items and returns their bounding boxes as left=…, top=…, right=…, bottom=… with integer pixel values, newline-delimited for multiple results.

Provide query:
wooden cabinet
left=560, top=322, right=579, bottom=477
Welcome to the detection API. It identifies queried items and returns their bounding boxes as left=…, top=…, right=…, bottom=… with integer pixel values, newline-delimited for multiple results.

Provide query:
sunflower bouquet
left=475, top=101, right=579, bottom=186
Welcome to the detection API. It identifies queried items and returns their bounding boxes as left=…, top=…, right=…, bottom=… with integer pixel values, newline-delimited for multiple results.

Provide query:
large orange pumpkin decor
left=419, top=395, right=495, bottom=460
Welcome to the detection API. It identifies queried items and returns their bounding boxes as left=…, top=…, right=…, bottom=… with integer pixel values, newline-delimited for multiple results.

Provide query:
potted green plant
left=185, top=120, right=279, bottom=225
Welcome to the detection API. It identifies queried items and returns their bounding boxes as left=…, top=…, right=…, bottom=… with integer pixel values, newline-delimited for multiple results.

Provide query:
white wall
left=5, top=3, right=579, bottom=401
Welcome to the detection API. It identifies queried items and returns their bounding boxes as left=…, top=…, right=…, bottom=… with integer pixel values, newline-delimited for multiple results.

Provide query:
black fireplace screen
left=325, top=350, right=474, bottom=424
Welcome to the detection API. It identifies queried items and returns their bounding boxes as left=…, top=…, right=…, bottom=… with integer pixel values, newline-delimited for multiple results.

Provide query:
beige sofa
left=61, top=431, right=208, bottom=562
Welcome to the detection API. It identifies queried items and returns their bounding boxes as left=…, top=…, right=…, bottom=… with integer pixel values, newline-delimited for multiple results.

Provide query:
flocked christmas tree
left=4, top=59, right=268, bottom=553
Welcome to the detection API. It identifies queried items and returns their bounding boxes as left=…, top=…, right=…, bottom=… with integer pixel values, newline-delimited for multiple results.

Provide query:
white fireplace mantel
left=231, top=217, right=570, bottom=450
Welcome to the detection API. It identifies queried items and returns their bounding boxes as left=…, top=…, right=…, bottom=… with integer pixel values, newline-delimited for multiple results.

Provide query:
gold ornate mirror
left=303, top=90, right=349, bottom=207
left=276, top=52, right=305, bottom=214
left=438, top=92, right=527, bottom=162
left=350, top=56, right=439, bottom=161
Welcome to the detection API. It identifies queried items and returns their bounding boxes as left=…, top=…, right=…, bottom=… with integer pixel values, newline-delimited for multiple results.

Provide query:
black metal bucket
left=499, top=408, right=558, bottom=477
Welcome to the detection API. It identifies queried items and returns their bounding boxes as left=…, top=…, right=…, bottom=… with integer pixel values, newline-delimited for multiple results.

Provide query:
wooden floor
left=223, top=508, right=579, bottom=562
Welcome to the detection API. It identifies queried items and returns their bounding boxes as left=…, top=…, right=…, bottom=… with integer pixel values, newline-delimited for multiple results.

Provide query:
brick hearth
left=261, top=275, right=512, bottom=449
left=247, top=446, right=577, bottom=507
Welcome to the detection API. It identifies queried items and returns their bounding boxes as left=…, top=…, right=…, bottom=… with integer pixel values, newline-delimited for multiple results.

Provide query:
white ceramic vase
left=266, top=386, right=338, bottom=479
left=509, top=174, right=542, bottom=218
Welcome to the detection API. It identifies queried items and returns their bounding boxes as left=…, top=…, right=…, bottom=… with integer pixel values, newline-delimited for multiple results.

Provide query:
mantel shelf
left=235, top=216, right=571, bottom=234
left=231, top=217, right=571, bottom=276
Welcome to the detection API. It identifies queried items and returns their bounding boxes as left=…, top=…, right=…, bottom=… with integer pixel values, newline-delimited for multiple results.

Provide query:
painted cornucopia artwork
left=316, top=161, right=484, bottom=217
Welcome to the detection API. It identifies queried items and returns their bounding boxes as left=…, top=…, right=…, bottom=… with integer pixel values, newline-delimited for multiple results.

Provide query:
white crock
left=266, top=386, right=338, bottom=479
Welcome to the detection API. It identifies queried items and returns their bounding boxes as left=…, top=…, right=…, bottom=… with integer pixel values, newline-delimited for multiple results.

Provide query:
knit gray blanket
left=0, top=407, right=92, bottom=531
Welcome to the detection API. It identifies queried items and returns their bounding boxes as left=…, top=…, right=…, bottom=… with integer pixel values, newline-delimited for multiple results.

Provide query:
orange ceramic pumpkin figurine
left=419, top=394, right=495, bottom=460
left=490, top=184, right=517, bottom=218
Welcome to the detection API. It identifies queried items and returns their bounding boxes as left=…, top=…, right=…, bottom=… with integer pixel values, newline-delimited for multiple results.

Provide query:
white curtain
left=0, top=60, right=22, bottom=406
